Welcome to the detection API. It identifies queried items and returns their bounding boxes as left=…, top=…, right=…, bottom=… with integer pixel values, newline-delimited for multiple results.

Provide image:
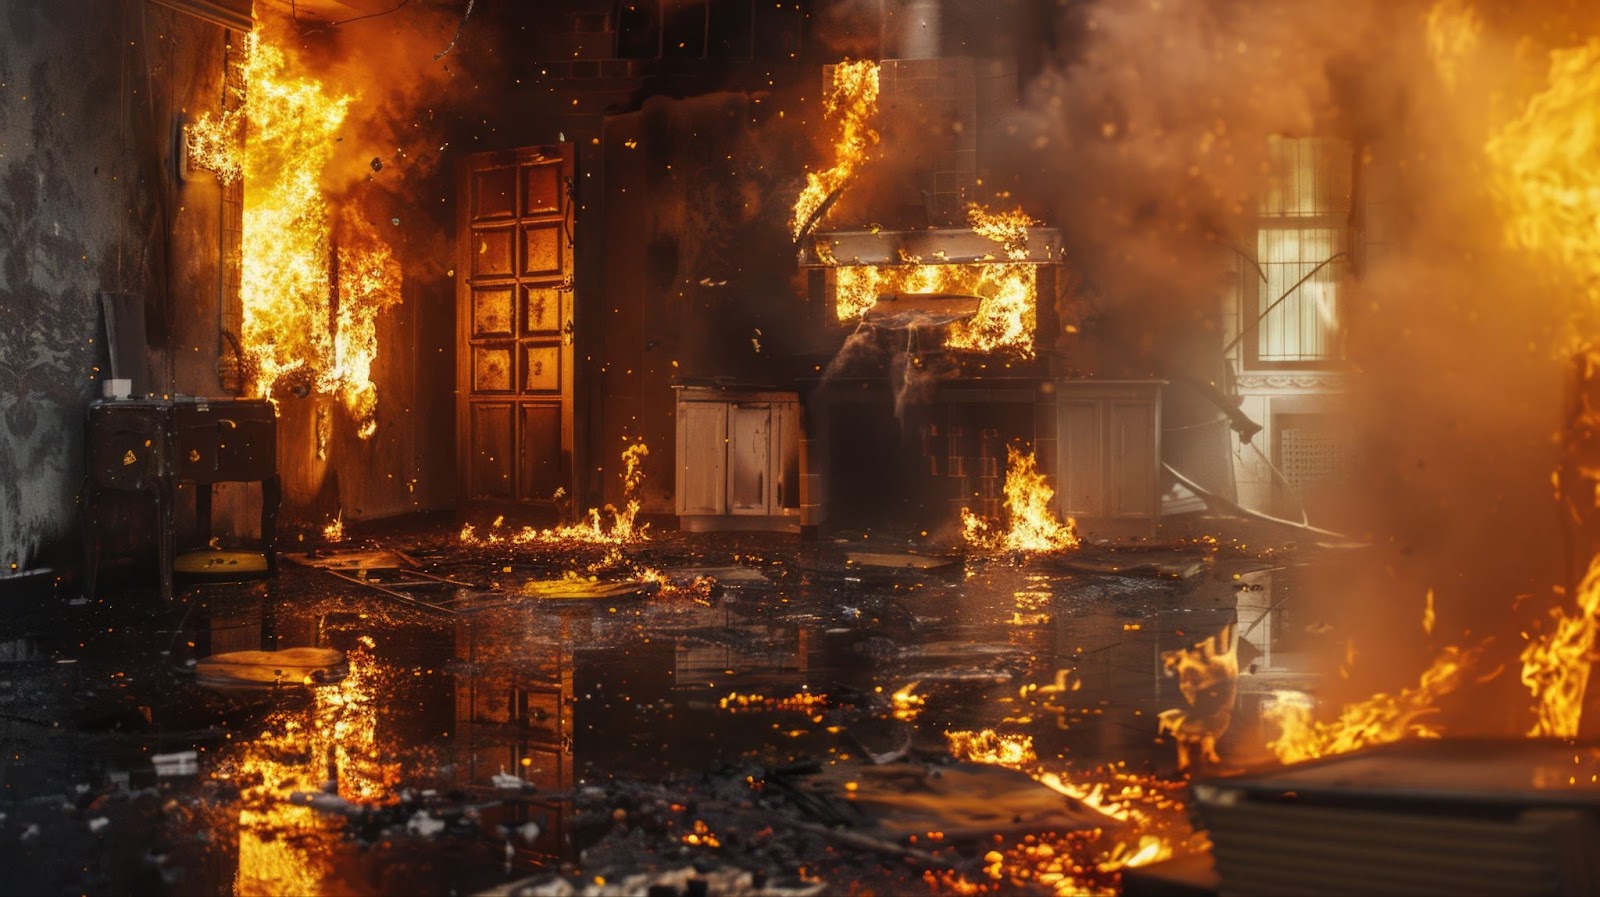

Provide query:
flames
left=460, top=442, right=650, bottom=545
left=794, top=58, right=1042, bottom=355
left=833, top=205, right=1042, bottom=355
left=1479, top=10, right=1600, bottom=741
left=229, top=638, right=395, bottom=894
left=944, top=729, right=1195, bottom=895
left=791, top=60, right=881, bottom=238
left=1522, top=555, right=1600, bottom=738
left=1485, top=37, right=1600, bottom=322
left=963, top=447, right=1080, bottom=553
left=1157, top=624, right=1238, bottom=772
left=1263, top=641, right=1485, bottom=765
left=187, top=29, right=400, bottom=438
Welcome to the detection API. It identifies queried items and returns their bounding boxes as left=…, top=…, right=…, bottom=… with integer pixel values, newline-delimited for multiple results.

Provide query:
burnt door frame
left=457, top=144, right=577, bottom=505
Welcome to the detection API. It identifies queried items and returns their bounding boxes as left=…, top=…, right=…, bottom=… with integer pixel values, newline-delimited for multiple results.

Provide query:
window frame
left=1242, top=137, right=1355, bottom=371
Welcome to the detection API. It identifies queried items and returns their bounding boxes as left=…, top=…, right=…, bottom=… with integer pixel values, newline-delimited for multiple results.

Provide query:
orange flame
left=1522, top=555, right=1600, bottom=738
left=186, top=29, right=400, bottom=438
left=228, top=639, right=395, bottom=894
left=1485, top=36, right=1600, bottom=326
left=792, top=60, right=880, bottom=238
left=1479, top=23, right=1600, bottom=740
left=834, top=205, right=1043, bottom=355
left=460, top=442, right=651, bottom=546
left=962, top=447, right=1080, bottom=553
left=1157, top=623, right=1238, bottom=771
left=944, top=729, right=1192, bottom=893
left=1264, top=641, right=1484, bottom=764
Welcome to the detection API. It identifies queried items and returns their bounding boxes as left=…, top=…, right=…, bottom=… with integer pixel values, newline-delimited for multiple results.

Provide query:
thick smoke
left=996, top=0, right=1600, bottom=730
left=259, top=5, right=483, bottom=275
left=822, top=316, right=962, bottom=421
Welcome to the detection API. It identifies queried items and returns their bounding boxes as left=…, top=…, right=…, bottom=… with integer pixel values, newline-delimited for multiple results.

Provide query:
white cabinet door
left=676, top=402, right=727, bottom=516
left=727, top=404, right=773, bottom=515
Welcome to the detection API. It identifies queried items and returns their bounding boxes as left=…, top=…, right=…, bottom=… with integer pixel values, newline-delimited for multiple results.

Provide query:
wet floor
left=0, top=524, right=1307, bottom=895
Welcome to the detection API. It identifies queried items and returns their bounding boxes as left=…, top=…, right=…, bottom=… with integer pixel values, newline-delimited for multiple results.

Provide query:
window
left=1249, top=137, right=1352, bottom=366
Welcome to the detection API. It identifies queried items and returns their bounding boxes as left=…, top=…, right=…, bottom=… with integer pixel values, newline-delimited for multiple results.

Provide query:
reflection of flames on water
left=460, top=442, right=650, bottom=546
left=791, top=60, right=880, bottom=238
left=186, top=27, right=400, bottom=439
left=226, top=637, right=398, bottom=894
left=890, top=682, right=926, bottom=722
left=1157, top=624, right=1238, bottom=772
left=943, top=730, right=1196, bottom=896
left=681, top=819, right=722, bottom=849
left=718, top=691, right=828, bottom=713
left=963, top=448, right=1080, bottom=553
left=831, top=205, right=1043, bottom=356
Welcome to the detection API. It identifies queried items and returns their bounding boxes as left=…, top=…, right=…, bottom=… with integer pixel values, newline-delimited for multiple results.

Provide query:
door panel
left=522, top=223, right=563, bottom=276
left=524, top=286, right=562, bottom=334
left=472, top=227, right=515, bottom=277
left=473, top=167, right=516, bottom=219
left=1110, top=401, right=1155, bottom=517
left=728, top=404, right=773, bottom=515
left=676, top=402, right=727, bottom=515
left=459, top=145, right=576, bottom=503
left=473, top=287, right=514, bottom=337
left=520, top=403, right=564, bottom=501
left=470, top=404, right=515, bottom=499
left=1058, top=400, right=1102, bottom=517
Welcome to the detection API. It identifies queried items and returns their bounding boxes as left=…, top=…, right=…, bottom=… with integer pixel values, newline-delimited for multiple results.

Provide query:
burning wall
left=183, top=6, right=473, bottom=527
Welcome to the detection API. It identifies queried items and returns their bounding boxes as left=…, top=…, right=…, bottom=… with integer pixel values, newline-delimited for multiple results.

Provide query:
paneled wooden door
left=457, top=145, right=575, bottom=503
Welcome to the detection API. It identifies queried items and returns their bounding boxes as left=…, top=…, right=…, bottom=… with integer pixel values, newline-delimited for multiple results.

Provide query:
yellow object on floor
left=174, top=550, right=269, bottom=575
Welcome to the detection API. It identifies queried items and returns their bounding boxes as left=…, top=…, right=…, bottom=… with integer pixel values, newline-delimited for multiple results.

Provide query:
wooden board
left=195, top=647, right=345, bottom=688
left=846, top=551, right=959, bottom=570
left=284, top=548, right=412, bottom=571
left=803, top=761, right=1121, bottom=845
left=1035, top=548, right=1207, bottom=579
left=518, top=578, right=651, bottom=601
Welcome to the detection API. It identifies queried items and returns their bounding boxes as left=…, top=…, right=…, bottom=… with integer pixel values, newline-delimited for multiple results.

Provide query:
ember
left=945, top=730, right=1196, bottom=895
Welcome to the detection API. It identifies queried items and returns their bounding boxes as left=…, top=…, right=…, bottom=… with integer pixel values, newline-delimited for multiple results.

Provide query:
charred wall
left=596, top=92, right=814, bottom=513
left=0, top=1, right=234, bottom=576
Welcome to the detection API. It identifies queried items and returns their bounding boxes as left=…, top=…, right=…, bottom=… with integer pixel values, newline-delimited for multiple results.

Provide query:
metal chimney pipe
left=900, top=0, right=941, bottom=59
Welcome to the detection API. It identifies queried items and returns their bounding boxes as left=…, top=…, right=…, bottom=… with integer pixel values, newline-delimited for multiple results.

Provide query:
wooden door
left=458, top=145, right=575, bottom=503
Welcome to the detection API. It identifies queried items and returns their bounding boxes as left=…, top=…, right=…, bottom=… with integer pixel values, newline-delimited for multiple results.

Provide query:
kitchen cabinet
left=675, top=387, right=800, bottom=531
left=1055, top=380, right=1163, bottom=536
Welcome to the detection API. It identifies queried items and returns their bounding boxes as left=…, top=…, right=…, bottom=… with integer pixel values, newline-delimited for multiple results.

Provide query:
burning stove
left=797, top=221, right=1068, bottom=531
left=783, top=38, right=1076, bottom=532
